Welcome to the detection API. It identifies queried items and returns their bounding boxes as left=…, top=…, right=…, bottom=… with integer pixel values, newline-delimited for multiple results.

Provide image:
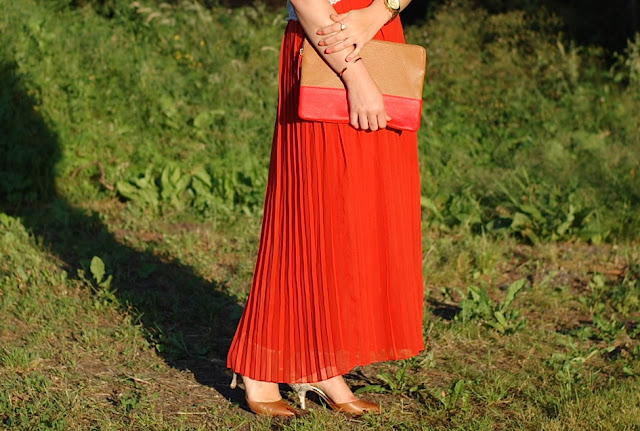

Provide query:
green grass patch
left=1, top=0, right=639, bottom=429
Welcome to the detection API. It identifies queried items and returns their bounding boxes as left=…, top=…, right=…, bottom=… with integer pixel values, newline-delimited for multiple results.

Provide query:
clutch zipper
left=298, top=46, right=304, bottom=81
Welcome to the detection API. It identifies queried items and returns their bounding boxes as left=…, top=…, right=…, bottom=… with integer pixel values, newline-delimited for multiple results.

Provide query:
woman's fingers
left=369, top=115, right=379, bottom=131
left=372, top=110, right=390, bottom=131
left=318, top=32, right=344, bottom=47
left=320, top=35, right=362, bottom=58
left=316, top=13, right=349, bottom=35
left=349, top=100, right=389, bottom=131
left=318, top=21, right=351, bottom=47
left=344, top=68, right=387, bottom=131
left=358, top=113, right=369, bottom=131
left=317, top=22, right=343, bottom=37
left=353, top=111, right=388, bottom=131
left=318, top=9, right=378, bottom=58
left=378, top=113, right=388, bottom=130
left=325, top=40, right=358, bottom=55
left=345, top=45, right=362, bottom=62
left=350, top=111, right=359, bottom=129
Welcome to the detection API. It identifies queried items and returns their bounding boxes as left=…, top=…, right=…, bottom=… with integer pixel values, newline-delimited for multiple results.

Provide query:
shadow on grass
left=0, top=61, right=246, bottom=407
left=427, top=299, right=461, bottom=321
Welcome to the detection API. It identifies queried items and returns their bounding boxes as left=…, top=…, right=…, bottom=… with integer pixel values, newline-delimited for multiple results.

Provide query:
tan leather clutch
left=299, top=38, right=427, bottom=131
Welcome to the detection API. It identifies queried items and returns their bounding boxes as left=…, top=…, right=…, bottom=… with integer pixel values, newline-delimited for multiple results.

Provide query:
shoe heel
left=230, top=372, right=238, bottom=389
left=290, top=383, right=311, bottom=410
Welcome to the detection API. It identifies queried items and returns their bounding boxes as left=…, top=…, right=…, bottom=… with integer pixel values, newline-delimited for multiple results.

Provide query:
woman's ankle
left=313, top=375, right=358, bottom=404
left=242, top=375, right=282, bottom=403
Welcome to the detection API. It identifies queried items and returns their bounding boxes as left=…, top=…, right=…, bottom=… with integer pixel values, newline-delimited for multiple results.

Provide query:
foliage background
left=3, top=0, right=639, bottom=242
left=0, top=0, right=639, bottom=429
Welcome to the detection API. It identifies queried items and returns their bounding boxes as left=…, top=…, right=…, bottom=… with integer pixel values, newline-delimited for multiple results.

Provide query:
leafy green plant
left=593, top=313, right=627, bottom=341
left=544, top=350, right=603, bottom=401
left=111, top=389, right=142, bottom=413
left=623, top=33, right=640, bottom=85
left=580, top=270, right=640, bottom=318
left=456, top=279, right=528, bottom=334
left=355, top=361, right=427, bottom=399
left=116, top=163, right=266, bottom=219
left=430, top=379, right=470, bottom=412
left=489, top=170, right=603, bottom=244
left=408, top=0, right=640, bottom=242
left=78, top=256, right=117, bottom=309
left=90, top=256, right=112, bottom=290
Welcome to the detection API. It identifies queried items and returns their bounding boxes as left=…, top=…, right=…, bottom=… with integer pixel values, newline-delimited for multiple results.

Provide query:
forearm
left=291, top=0, right=413, bottom=75
left=290, top=0, right=351, bottom=74
left=291, top=0, right=398, bottom=130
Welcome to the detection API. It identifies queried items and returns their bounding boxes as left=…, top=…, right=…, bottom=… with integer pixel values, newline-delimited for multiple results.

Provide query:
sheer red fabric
left=226, top=1, right=424, bottom=383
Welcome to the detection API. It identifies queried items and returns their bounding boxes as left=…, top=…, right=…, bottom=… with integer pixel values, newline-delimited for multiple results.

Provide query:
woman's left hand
left=317, top=8, right=387, bottom=62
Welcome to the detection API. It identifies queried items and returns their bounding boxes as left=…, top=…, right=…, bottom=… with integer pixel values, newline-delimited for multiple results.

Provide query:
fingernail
left=318, top=41, right=324, bottom=46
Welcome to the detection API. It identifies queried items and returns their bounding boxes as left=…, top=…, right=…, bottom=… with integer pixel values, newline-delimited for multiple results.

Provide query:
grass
left=1, top=0, right=639, bottom=429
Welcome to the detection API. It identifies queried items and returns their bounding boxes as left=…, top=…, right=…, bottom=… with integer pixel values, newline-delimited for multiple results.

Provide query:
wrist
left=340, top=59, right=367, bottom=87
left=367, top=0, right=394, bottom=28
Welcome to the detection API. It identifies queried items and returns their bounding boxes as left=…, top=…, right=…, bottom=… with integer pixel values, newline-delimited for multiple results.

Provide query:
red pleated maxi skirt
left=226, top=1, right=424, bottom=384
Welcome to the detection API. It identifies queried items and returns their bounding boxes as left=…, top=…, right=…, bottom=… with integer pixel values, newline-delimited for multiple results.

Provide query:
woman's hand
left=317, top=8, right=388, bottom=62
left=289, top=0, right=395, bottom=130
left=341, top=61, right=391, bottom=131
left=317, top=10, right=385, bottom=62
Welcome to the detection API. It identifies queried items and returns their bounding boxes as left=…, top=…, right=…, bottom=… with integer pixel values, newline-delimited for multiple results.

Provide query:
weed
left=116, top=162, right=266, bottom=220
left=77, top=256, right=118, bottom=309
left=622, top=33, right=640, bottom=85
left=545, top=351, right=599, bottom=401
left=112, top=388, right=142, bottom=413
left=430, top=379, right=470, bottom=412
left=356, top=361, right=428, bottom=400
left=456, top=279, right=528, bottom=334
left=90, top=256, right=113, bottom=290
left=577, top=270, right=640, bottom=347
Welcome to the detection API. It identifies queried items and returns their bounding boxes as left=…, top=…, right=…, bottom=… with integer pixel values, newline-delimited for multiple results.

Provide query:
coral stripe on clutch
left=298, top=38, right=427, bottom=132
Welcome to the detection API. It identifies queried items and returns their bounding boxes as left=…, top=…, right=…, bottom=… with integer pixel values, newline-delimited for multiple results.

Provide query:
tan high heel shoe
left=230, top=373, right=300, bottom=417
left=290, top=382, right=381, bottom=415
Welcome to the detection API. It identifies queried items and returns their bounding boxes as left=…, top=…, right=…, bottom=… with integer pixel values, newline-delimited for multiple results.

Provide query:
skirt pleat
left=226, top=7, right=424, bottom=383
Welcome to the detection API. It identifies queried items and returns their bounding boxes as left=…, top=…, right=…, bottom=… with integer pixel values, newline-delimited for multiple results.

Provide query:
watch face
left=388, top=0, right=400, bottom=10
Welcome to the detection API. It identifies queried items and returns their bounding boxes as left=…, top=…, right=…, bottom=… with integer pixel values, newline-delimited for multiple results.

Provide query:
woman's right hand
left=341, top=61, right=391, bottom=131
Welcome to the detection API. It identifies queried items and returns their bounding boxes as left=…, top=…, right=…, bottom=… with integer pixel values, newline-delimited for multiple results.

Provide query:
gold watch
left=383, top=0, right=401, bottom=22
